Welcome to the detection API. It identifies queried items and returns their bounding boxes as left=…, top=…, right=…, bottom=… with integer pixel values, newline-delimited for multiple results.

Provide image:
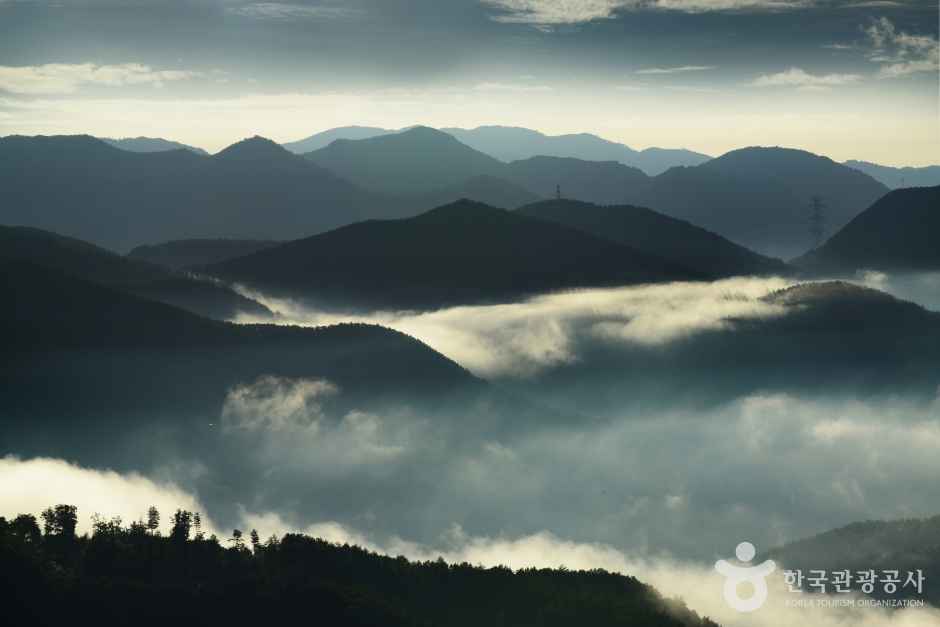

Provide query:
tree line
left=1, top=504, right=718, bottom=627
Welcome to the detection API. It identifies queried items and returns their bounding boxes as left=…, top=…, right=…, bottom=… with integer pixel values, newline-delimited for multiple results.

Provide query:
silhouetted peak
left=412, top=199, right=506, bottom=223
left=215, top=135, right=293, bottom=161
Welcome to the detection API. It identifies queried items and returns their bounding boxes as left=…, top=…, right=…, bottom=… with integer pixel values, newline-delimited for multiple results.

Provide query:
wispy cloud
left=635, top=65, right=716, bottom=74
left=753, top=67, right=863, bottom=89
left=226, top=2, right=363, bottom=20
left=482, top=0, right=814, bottom=26
left=472, top=81, right=555, bottom=93
left=864, top=17, right=939, bottom=78
left=0, top=63, right=198, bottom=96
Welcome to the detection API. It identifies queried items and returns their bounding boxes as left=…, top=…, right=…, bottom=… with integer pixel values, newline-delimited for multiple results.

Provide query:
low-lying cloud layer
left=3, top=454, right=938, bottom=627
left=233, top=276, right=793, bottom=378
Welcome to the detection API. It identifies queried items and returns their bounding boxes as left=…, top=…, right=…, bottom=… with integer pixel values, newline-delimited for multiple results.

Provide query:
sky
left=0, top=0, right=937, bottom=165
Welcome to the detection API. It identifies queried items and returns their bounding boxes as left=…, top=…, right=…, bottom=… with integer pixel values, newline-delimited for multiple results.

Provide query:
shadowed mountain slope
left=201, top=200, right=703, bottom=311
left=127, top=238, right=281, bottom=271
left=505, top=157, right=649, bottom=206
left=764, top=514, right=940, bottom=605
left=101, top=136, right=209, bottom=155
left=626, top=147, right=889, bottom=259
left=845, top=160, right=940, bottom=189
left=0, top=225, right=269, bottom=320
left=411, top=175, right=541, bottom=211
left=442, top=125, right=711, bottom=175
left=282, top=125, right=395, bottom=153
left=517, top=199, right=789, bottom=277
left=0, top=134, right=386, bottom=251
left=304, top=126, right=506, bottom=196
left=793, top=186, right=940, bottom=274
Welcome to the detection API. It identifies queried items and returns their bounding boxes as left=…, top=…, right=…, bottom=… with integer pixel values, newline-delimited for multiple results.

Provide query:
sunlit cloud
left=753, top=67, right=863, bottom=89
left=0, top=63, right=199, bottom=96
left=226, top=2, right=363, bottom=20
left=231, top=277, right=793, bottom=378
left=864, top=17, right=939, bottom=78
left=636, top=65, right=717, bottom=74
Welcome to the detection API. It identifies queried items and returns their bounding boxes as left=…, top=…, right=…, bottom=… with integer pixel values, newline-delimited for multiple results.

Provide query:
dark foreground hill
left=0, top=134, right=386, bottom=251
left=1, top=507, right=717, bottom=627
left=764, top=514, right=940, bottom=605
left=625, top=147, right=889, bottom=259
left=0, top=257, right=485, bottom=461
left=793, top=186, right=940, bottom=274
left=201, top=200, right=702, bottom=311
left=517, top=199, right=789, bottom=278
left=0, top=226, right=269, bottom=320
left=127, top=238, right=281, bottom=270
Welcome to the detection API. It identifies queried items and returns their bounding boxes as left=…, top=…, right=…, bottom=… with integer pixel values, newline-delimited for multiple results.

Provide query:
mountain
left=845, top=159, right=940, bottom=189
left=101, top=136, right=209, bottom=155
left=441, top=125, right=711, bottom=175
left=764, top=514, right=940, bottom=605
left=282, top=125, right=394, bottom=154
left=794, top=186, right=940, bottom=273
left=0, top=225, right=270, bottom=320
left=625, top=147, right=890, bottom=259
left=517, top=199, right=789, bottom=278
left=504, top=156, right=650, bottom=206
left=200, top=200, right=702, bottom=311
left=127, top=238, right=281, bottom=271
left=1, top=256, right=482, bottom=456
left=411, top=175, right=541, bottom=211
left=0, top=134, right=389, bottom=251
left=304, top=126, right=506, bottom=196
left=2, top=516, right=716, bottom=627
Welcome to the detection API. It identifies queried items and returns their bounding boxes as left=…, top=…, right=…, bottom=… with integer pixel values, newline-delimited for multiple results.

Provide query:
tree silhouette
left=170, top=509, right=193, bottom=542
left=250, top=528, right=261, bottom=552
left=147, top=506, right=160, bottom=535
left=40, top=504, right=77, bottom=538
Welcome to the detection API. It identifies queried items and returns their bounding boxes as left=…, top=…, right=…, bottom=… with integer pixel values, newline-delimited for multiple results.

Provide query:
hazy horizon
left=1, top=0, right=937, bottom=166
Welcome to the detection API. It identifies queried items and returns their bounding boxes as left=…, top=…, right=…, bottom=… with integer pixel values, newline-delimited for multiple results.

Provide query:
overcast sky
left=0, top=0, right=937, bottom=164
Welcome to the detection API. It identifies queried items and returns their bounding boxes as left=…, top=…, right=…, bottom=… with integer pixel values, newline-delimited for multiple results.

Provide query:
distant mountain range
left=0, top=225, right=269, bottom=321
left=844, top=160, right=940, bottom=189
left=1, top=130, right=894, bottom=260
left=304, top=126, right=507, bottom=196
left=517, top=199, right=789, bottom=278
left=0, top=134, right=389, bottom=251
left=200, top=199, right=703, bottom=311
left=128, top=238, right=281, bottom=271
left=794, top=185, right=940, bottom=273
left=285, top=124, right=710, bottom=176
left=623, top=147, right=889, bottom=259
left=442, top=126, right=712, bottom=176
left=101, top=136, right=209, bottom=155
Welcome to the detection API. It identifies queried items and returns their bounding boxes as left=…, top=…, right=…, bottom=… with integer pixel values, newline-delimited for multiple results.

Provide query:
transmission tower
left=809, top=195, right=826, bottom=249
left=555, top=184, right=562, bottom=200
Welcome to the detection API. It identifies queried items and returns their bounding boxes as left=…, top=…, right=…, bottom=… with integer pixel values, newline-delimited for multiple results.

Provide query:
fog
left=232, top=277, right=793, bottom=378
left=3, top=454, right=939, bottom=627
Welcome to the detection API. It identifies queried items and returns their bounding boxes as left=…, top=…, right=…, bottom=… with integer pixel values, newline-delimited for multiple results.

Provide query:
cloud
left=753, top=67, right=863, bottom=88
left=472, top=81, right=555, bottom=92
left=0, top=63, right=199, bottom=96
left=864, top=17, right=939, bottom=78
left=0, top=456, right=218, bottom=535
left=232, top=277, right=792, bottom=378
left=221, top=375, right=337, bottom=432
left=482, top=0, right=814, bottom=26
left=226, top=2, right=363, bottom=20
left=636, top=65, right=717, bottom=74
left=4, top=453, right=939, bottom=627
